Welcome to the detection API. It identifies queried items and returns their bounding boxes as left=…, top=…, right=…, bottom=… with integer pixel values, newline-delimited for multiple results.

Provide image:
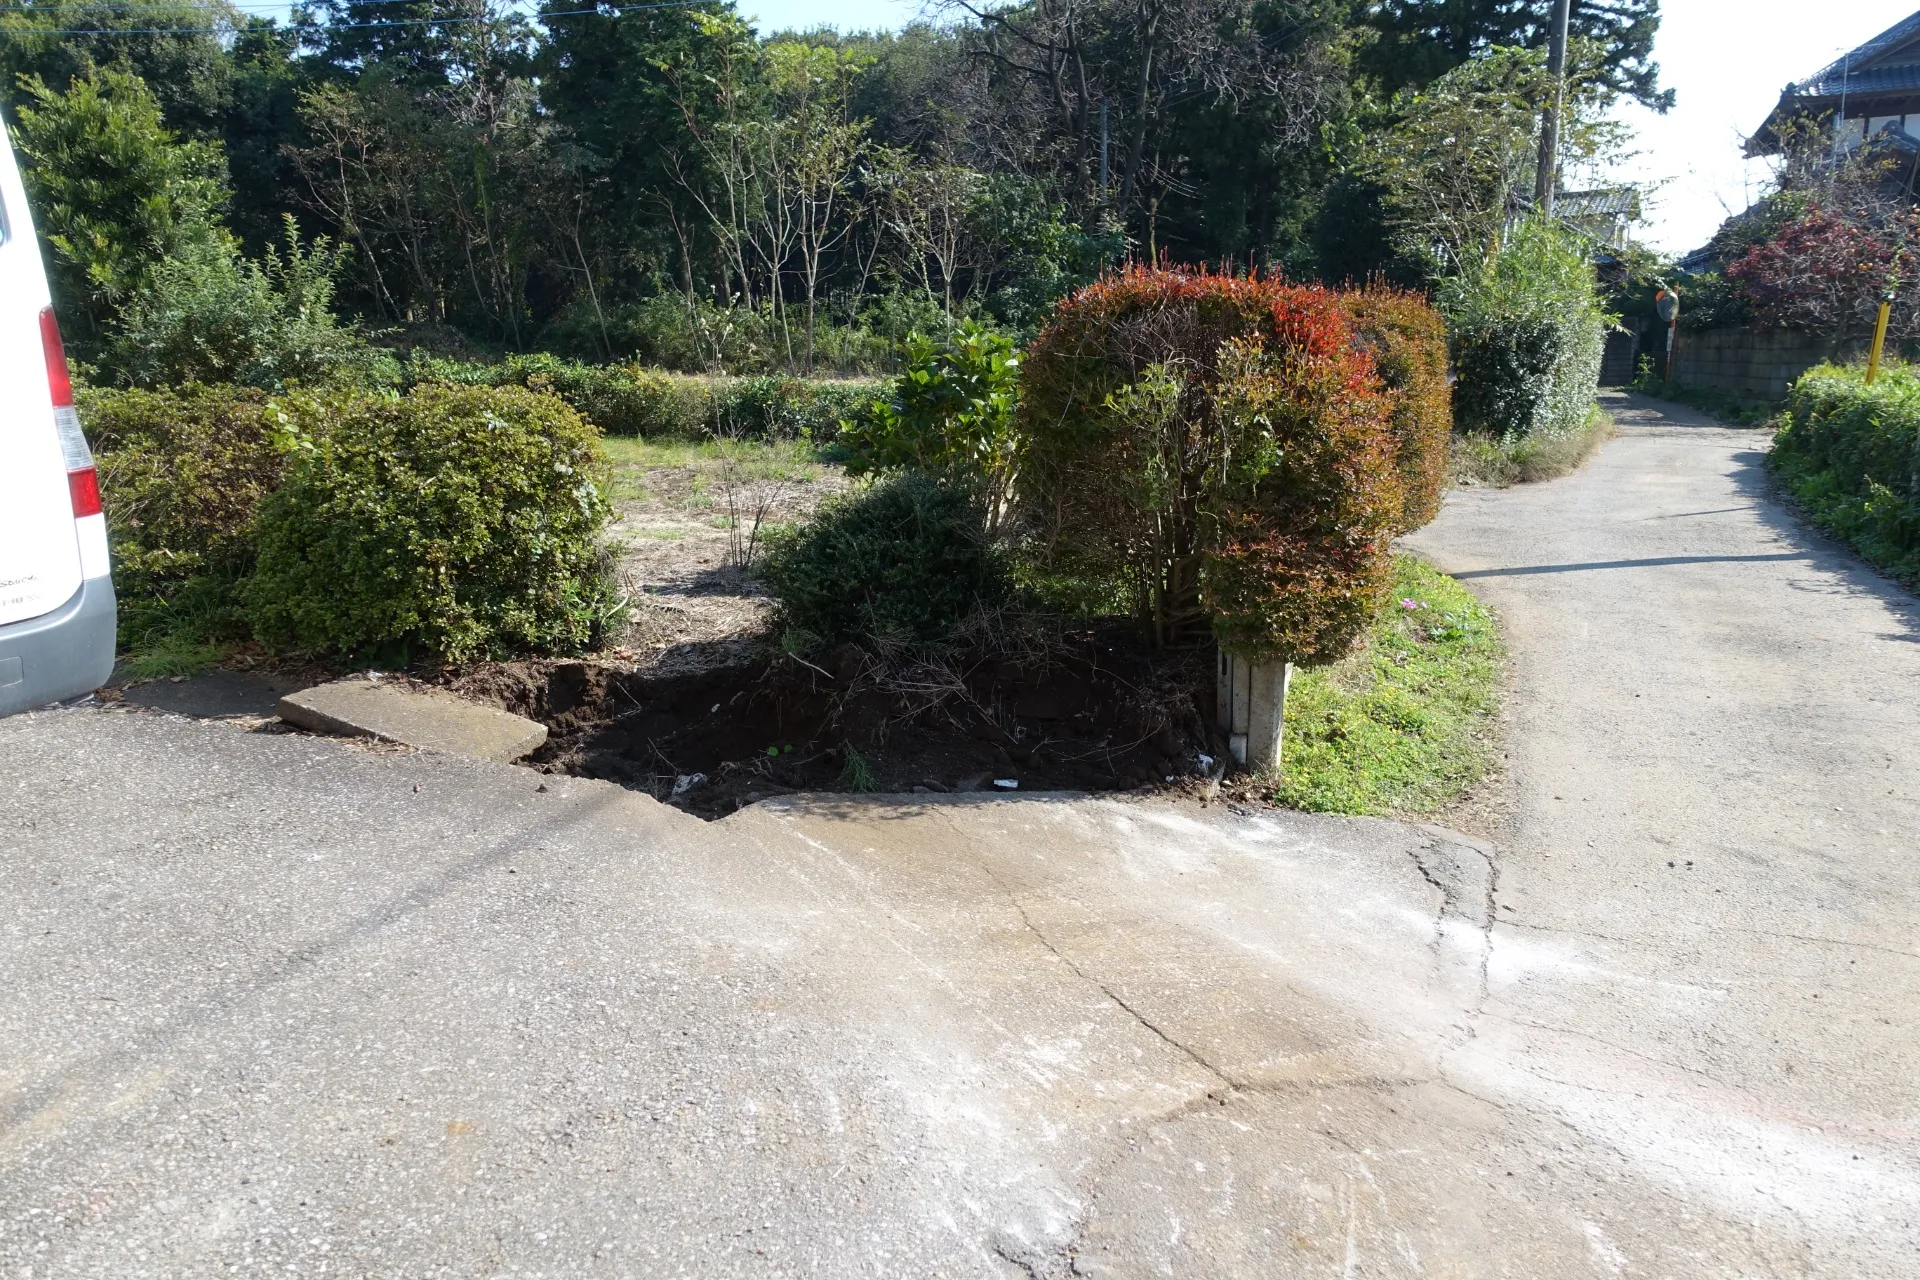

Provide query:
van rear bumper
left=0, top=575, right=116, bottom=718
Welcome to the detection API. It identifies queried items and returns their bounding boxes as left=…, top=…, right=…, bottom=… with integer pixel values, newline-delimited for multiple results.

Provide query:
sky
left=1608, top=0, right=1920, bottom=254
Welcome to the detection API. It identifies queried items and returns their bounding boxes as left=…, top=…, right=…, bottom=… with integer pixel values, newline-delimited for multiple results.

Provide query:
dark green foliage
left=0, top=0, right=237, bottom=139
left=12, top=66, right=228, bottom=356
left=246, top=384, right=617, bottom=661
left=1770, top=363, right=1920, bottom=586
left=1359, top=0, right=1671, bottom=110
left=85, top=384, right=280, bottom=644
left=760, top=475, right=1011, bottom=651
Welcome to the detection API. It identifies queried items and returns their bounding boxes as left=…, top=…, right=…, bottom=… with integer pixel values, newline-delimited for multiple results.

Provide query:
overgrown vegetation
left=1276, top=556, right=1503, bottom=815
left=1441, top=216, right=1611, bottom=440
left=1770, top=362, right=1920, bottom=587
left=0, top=0, right=1664, bottom=379
left=1450, top=405, right=1615, bottom=486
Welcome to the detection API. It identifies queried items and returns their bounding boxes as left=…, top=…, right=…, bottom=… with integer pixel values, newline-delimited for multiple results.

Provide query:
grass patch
left=1628, top=369, right=1780, bottom=426
left=1449, top=404, right=1614, bottom=487
left=1274, top=555, right=1503, bottom=816
left=117, top=631, right=225, bottom=682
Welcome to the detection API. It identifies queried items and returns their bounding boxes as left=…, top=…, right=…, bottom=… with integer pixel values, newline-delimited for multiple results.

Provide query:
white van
left=0, top=119, right=115, bottom=717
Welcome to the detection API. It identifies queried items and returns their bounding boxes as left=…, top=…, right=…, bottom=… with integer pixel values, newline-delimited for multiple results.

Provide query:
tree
left=1727, top=208, right=1920, bottom=342
left=945, top=0, right=1353, bottom=253
left=0, top=0, right=238, bottom=137
left=1362, top=42, right=1625, bottom=273
left=12, top=67, right=229, bottom=355
left=1359, top=0, right=1671, bottom=110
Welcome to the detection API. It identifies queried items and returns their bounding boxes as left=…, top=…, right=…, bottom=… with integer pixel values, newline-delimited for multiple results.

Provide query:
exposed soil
left=451, top=632, right=1226, bottom=820
left=605, top=446, right=847, bottom=677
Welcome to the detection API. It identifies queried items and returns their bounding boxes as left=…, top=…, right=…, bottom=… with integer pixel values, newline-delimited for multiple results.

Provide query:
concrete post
left=1216, top=648, right=1292, bottom=775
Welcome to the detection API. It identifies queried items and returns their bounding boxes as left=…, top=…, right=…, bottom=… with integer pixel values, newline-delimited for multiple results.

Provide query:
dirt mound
left=453, top=633, right=1225, bottom=819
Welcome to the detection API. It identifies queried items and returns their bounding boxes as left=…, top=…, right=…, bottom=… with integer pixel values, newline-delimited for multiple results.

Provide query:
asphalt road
left=2, top=390, right=1917, bottom=1276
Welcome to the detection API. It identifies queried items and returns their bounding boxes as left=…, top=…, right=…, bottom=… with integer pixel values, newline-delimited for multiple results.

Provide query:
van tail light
left=40, top=306, right=99, bottom=517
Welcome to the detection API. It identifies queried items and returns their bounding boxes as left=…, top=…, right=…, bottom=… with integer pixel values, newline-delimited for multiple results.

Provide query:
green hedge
left=88, top=381, right=619, bottom=664
left=246, top=384, right=617, bottom=662
left=1771, top=363, right=1920, bottom=585
left=404, top=352, right=878, bottom=440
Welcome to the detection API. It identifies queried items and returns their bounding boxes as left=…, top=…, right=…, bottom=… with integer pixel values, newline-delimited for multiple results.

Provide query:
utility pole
left=1533, top=0, right=1571, bottom=216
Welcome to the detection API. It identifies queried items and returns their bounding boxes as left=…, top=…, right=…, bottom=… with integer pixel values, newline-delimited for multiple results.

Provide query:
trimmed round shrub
left=1341, top=285, right=1452, bottom=532
left=760, top=475, right=1011, bottom=650
left=1018, top=266, right=1402, bottom=665
left=245, top=383, right=615, bottom=661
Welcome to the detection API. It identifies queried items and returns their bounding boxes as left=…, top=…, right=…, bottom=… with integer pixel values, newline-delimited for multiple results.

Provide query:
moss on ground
left=1274, top=555, right=1503, bottom=816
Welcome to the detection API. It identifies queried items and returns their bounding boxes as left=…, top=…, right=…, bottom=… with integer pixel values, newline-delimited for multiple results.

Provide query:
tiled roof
left=1796, top=62, right=1920, bottom=101
left=1556, top=188, right=1640, bottom=218
left=1794, top=11, right=1920, bottom=100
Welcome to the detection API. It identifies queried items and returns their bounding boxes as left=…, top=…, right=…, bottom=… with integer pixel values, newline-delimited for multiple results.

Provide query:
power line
left=0, top=0, right=709, bottom=32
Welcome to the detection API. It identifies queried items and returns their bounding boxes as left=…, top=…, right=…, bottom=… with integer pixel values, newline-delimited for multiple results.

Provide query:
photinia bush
left=1340, top=285, right=1451, bottom=532
left=1018, top=266, right=1403, bottom=666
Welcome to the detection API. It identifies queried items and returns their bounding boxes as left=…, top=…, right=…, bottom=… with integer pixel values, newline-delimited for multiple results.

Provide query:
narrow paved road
left=1404, top=391, right=1920, bottom=1273
left=2, top=390, right=1917, bottom=1277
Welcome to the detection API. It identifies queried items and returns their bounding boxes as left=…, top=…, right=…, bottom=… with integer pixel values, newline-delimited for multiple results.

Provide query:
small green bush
left=1440, top=217, right=1610, bottom=439
left=1770, top=362, right=1920, bottom=585
left=760, top=475, right=1011, bottom=651
left=109, top=221, right=396, bottom=391
left=837, top=323, right=1021, bottom=529
left=246, top=383, right=617, bottom=661
left=86, top=383, right=281, bottom=647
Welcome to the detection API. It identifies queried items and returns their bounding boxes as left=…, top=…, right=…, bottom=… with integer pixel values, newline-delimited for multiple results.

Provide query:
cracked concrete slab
left=2, top=699, right=1915, bottom=1276
left=278, top=675, right=548, bottom=761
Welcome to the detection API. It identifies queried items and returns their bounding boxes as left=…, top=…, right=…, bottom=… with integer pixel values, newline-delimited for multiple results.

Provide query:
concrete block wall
left=1664, top=327, right=1862, bottom=400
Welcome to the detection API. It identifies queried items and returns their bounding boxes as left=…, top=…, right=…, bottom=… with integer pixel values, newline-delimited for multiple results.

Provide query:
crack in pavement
left=981, top=863, right=1238, bottom=1093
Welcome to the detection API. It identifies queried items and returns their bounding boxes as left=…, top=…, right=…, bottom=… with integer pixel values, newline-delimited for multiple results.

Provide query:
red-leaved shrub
left=1341, top=285, right=1451, bottom=531
left=1727, top=206, right=1920, bottom=340
left=1018, top=266, right=1404, bottom=665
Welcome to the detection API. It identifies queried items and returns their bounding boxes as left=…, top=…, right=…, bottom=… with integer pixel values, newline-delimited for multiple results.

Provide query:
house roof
left=1556, top=188, right=1640, bottom=219
left=1792, top=11, right=1920, bottom=101
left=1750, top=8, right=1920, bottom=154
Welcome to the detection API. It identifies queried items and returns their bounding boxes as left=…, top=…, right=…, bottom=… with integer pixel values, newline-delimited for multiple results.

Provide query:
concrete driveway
left=3, top=391, right=1917, bottom=1276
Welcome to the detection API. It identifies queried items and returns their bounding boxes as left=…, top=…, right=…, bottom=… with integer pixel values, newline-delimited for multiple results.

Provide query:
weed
left=1449, top=405, right=1615, bottom=487
left=839, top=744, right=877, bottom=792
left=119, top=632, right=224, bottom=682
